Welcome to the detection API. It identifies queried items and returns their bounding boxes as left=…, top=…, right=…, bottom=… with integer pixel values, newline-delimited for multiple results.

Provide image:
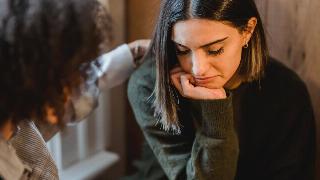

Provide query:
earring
left=243, top=42, right=249, bottom=48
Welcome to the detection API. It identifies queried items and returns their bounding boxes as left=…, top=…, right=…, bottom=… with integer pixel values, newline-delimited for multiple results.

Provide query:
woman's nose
left=191, top=52, right=208, bottom=77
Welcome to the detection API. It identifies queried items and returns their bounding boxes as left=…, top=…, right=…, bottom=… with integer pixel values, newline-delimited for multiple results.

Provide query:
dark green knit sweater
left=127, top=57, right=315, bottom=180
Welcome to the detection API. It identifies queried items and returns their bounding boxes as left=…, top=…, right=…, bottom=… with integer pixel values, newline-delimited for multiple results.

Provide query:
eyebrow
left=173, top=37, right=229, bottom=48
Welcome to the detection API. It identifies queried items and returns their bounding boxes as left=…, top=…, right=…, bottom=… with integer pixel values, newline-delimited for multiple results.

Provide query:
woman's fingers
left=180, top=74, right=195, bottom=97
left=180, top=74, right=226, bottom=99
left=169, top=66, right=227, bottom=99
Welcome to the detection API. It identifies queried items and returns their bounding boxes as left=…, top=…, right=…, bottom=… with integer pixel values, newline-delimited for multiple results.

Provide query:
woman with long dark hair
left=127, top=0, right=315, bottom=179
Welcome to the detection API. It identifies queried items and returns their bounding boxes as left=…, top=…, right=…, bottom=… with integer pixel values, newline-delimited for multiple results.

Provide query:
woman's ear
left=242, top=17, right=257, bottom=46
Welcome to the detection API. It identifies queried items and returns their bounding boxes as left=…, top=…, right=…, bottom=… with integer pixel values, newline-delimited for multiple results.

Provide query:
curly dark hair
left=0, top=0, right=111, bottom=128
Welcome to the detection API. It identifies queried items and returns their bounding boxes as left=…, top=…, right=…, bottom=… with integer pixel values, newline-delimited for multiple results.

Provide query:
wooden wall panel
left=255, top=0, right=320, bottom=177
left=127, top=0, right=160, bottom=42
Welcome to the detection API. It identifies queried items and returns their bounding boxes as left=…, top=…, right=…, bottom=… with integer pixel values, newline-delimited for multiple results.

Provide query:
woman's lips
left=194, top=76, right=219, bottom=84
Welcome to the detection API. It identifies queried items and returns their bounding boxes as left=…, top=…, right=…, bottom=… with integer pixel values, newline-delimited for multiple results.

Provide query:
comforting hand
left=170, top=66, right=226, bottom=100
left=128, top=39, right=151, bottom=66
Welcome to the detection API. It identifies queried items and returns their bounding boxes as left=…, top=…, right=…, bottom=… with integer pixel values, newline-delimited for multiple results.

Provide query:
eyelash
left=175, top=49, right=189, bottom=55
left=208, top=47, right=224, bottom=56
left=175, top=47, right=224, bottom=56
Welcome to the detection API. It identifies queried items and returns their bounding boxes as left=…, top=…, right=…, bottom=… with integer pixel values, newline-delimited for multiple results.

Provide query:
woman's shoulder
left=260, top=57, right=310, bottom=101
left=127, top=56, right=156, bottom=98
left=264, top=58, right=306, bottom=88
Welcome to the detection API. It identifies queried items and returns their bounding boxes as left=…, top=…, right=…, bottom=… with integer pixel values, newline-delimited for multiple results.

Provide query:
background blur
left=47, top=0, right=320, bottom=179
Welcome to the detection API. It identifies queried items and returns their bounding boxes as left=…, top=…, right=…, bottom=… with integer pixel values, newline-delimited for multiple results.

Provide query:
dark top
left=126, top=57, right=315, bottom=180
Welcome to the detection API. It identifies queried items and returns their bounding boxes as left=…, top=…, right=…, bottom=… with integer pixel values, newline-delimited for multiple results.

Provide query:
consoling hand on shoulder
left=128, top=39, right=150, bottom=66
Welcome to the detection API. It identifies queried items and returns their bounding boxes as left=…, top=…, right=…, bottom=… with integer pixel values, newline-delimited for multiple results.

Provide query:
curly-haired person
left=0, top=0, right=149, bottom=179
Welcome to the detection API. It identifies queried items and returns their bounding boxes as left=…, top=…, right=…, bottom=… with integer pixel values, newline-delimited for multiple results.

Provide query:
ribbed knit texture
left=189, top=94, right=233, bottom=138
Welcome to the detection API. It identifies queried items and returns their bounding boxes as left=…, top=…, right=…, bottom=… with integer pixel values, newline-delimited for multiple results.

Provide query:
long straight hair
left=150, top=0, right=268, bottom=133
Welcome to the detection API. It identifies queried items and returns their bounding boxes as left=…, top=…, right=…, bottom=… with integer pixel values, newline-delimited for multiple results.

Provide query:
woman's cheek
left=178, top=58, right=192, bottom=73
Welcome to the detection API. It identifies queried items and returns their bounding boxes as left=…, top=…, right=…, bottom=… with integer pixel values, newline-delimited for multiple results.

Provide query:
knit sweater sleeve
left=128, top=59, right=239, bottom=180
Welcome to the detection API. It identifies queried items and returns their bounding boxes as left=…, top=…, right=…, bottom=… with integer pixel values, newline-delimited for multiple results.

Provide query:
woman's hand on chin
left=170, top=66, right=226, bottom=100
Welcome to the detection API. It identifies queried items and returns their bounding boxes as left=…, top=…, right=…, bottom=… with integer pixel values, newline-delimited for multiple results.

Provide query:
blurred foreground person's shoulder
left=0, top=0, right=110, bottom=179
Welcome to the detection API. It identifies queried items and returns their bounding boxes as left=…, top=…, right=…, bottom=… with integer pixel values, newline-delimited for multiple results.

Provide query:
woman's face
left=171, top=19, right=248, bottom=89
